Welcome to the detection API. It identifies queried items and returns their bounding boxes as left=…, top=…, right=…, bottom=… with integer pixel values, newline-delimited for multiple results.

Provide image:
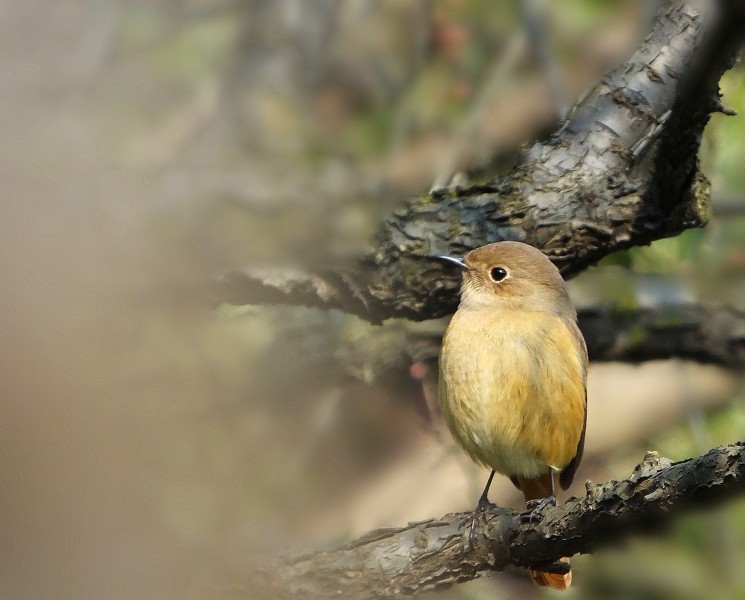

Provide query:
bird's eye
left=489, top=267, right=508, bottom=282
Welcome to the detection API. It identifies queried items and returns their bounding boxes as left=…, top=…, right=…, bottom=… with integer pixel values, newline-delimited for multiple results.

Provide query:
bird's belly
left=441, top=379, right=559, bottom=478
left=439, top=311, right=585, bottom=478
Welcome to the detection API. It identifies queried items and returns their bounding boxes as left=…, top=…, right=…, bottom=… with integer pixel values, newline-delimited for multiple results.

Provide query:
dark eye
left=489, top=267, right=508, bottom=282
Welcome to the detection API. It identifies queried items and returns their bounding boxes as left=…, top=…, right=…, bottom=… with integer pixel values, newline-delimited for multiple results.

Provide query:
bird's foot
left=460, top=495, right=496, bottom=548
left=520, top=495, right=556, bottom=524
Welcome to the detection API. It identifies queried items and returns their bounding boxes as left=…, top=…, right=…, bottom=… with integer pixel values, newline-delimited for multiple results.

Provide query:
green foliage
left=712, top=68, right=745, bottom=191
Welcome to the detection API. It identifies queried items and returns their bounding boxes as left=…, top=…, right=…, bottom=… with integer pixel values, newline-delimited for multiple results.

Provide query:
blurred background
left=1, top=0, right=745, bottom=598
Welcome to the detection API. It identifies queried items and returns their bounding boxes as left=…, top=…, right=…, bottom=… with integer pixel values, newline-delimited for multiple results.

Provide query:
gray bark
left=215, top=0, right=745, bottom=324
left=231, top=444, right=745, bottom=599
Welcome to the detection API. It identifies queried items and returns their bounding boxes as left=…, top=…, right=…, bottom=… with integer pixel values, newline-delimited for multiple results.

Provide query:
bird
left=437, top=241, right=587, bottom=590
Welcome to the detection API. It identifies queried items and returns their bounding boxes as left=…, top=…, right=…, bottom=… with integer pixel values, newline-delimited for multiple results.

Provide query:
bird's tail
left=517, top=475, right=572, bottom=591
left=529, top=558, right=572, bottom=590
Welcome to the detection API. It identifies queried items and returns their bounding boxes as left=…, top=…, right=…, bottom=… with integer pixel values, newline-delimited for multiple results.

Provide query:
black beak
left=434, top=255, right=468, bottom=270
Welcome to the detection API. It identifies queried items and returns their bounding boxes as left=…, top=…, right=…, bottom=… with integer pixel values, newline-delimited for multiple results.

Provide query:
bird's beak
left=435, top=255, right=468, bottom=270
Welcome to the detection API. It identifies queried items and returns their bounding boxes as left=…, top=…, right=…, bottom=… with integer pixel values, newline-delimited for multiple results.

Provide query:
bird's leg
left=476, top=468, right=496, bottom=511
left=521, top=468, right=558, bottom=523
left=460, top=470, right=496, bottom=547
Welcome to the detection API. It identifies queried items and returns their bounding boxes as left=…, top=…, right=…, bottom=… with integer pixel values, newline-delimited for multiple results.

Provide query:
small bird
left=437, top=241, right=587, bottom=590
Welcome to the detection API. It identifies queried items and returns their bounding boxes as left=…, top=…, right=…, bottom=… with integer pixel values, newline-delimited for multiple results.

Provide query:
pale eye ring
left=489, top=267, right=509, bottom=283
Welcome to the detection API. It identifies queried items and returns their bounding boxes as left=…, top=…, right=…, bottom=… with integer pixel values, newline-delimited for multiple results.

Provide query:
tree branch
left=240, top=443, right=745, bottom=599
left=215, top=0, right=745, bottom=323
left=579, top=303, right=745, bottom=367
left=287, top=303, right=745, bottom=387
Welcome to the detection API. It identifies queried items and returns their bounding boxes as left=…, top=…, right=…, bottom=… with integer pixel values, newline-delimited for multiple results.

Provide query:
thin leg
left=461, top=470, right=497, bottom=548
left=477, top=469, right=496, bottom=508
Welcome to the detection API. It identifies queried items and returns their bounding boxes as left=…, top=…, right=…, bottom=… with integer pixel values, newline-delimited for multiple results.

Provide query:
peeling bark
left=235, top=444, right=745, bottom=599
left=215, top=0, right=745, bottom=324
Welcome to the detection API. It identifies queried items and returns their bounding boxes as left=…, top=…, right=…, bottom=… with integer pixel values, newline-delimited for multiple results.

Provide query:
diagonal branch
left=240, top=443, right=745, bottom=599
left=215, top=1, right=745, bottom=323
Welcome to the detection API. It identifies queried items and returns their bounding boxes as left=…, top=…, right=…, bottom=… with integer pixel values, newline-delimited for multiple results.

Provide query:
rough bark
left=215, top=0, right=745, bottom=324
left=237, top=444, right=745, bottom=599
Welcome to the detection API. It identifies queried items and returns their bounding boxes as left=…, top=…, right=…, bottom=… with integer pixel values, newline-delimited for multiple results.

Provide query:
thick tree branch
left=216, top=1, right=745, bottom=323
left=240, top=443, right=745, bottom=599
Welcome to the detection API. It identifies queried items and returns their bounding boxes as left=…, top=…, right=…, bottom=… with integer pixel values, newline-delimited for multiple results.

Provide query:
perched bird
left=437, top=241, right=587, bottom=590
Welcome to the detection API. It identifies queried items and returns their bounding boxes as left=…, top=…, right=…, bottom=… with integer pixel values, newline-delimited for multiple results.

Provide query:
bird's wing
left=559, top=319, right=588, bottom=490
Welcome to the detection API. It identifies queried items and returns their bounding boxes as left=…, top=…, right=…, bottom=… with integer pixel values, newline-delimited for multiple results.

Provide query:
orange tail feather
left=530, top=557, right=572, bottom=590
left=517, top=474, right=573, bottom=590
